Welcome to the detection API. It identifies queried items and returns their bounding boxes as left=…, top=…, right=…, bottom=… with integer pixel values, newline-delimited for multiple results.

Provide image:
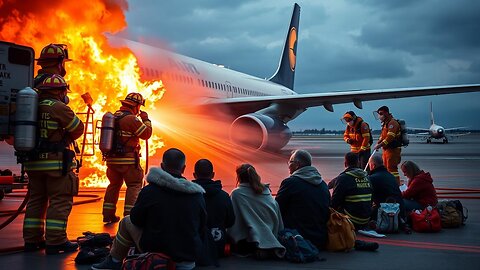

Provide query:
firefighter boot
left=103, top=215, right=120, bottom=223
left=45, top=241, right=79, bottom=255
left=24, top=240, right=46, bottom=252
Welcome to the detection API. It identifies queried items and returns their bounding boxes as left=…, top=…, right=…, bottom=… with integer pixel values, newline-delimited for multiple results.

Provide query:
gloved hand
left=139, top=110, right=149, bottom=121
left=346, top=138, right=355, bottom=144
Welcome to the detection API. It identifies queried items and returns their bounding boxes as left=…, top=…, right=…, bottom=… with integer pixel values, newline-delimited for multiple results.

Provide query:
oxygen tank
left=99, top=112, right=115, bottom=154
left=14, top=87, right=38, bottom=152
left=398, top=119, right=409, bottom=147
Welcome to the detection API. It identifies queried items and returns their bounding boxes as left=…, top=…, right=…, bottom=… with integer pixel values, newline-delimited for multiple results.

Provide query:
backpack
left=376, top=202, right=400, bottom=233
left=326, top=208, right=356, bottom=252
left=436, top=200, right=468, bottom=228
left=356, top=120, right=373, bottom=146
left=122, top=252, right=175, bottom=270
left=278, top=229, right=320, bottom=263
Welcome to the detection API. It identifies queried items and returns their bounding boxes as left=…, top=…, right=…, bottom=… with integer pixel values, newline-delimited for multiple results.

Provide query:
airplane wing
left=444, top=127, right=469, bottom=131
left=408, top=133, right=429, bottom=137
left=205, top=84, right=480, bottom=117
left=408, top=127, right=430, bottom=132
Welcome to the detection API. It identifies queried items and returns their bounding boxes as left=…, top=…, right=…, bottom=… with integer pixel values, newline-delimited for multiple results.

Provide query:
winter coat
left=193, top=178, right=235, bottom=256
left=129, top=167, right=207, bottom=263
left=276, top=166, right=330, bottom=249
left=227, top=183, right=285, bottom=256
left=402, top=171, right=438, bottom=207
left=331, top=167, right=373, bottom=228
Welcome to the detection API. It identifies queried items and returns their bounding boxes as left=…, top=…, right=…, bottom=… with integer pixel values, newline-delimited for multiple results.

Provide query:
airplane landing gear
left=426, top=139, right=431, bottom=143
left=443, top=138, right=448, bottom=144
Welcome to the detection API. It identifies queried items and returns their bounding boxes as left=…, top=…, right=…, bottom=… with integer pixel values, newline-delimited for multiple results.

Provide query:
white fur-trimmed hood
left=146, top=167, right=205, bottom=194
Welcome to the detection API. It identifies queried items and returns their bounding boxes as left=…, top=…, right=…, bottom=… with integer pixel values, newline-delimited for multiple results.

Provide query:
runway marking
left=357, top=236, right=480, bottom=253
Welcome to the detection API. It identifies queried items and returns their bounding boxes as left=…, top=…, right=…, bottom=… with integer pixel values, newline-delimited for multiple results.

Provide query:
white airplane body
left=108, top=3, right=480, bottom=150
left=409, top=102, right=470, bottom=143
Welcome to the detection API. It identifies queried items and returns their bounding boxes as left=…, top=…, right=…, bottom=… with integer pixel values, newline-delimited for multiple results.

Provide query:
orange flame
left=0, top=0, right=165, bottom=187
left=0, top=0, right=291, bottom=192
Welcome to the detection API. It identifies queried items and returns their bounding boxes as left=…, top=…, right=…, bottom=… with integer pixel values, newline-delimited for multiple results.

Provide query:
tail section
left=430, top=101, right=435, bottom=125
left=268, top=3, right=300, bottom=90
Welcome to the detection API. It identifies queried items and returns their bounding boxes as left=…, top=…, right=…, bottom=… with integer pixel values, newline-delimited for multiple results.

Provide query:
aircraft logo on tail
left=288, top=27, right=297, bottom=71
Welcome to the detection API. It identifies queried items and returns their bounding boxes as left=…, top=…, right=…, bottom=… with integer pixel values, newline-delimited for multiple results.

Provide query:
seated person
left=192, top=159, right=235, bottom=257
left=92, top=148, right=208, bottom=270
left=368, top=154, right=405, bottom=221
left=227, top=164, right=285, bottom=259
left=401, top=160, right=438, bottom=212
left=331, top=152, right=372, bottom=230
left=276, top=149, right=330, bottom=250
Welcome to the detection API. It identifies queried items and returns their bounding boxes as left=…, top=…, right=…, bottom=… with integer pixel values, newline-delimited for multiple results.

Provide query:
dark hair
left=194, top=159, right=214, bottom=178
left=162, top=148, right=186, bottom=171
left=345, top=152, right=359, bottom=168
left=236, top=163, right=265, bottom=194
left=377, top=106, right=390, bottom=114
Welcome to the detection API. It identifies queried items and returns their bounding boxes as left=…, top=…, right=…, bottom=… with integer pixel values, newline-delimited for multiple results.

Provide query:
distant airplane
left=108, top=3, right=480, bottom=151
left=408, top=102, right=470, bottom=143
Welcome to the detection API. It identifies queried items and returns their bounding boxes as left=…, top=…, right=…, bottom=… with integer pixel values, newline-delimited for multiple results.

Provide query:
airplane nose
left=438, top=128, right=444, bottom=133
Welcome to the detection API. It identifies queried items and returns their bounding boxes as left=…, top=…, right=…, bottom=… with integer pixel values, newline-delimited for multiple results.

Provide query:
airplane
left=108, top=3, right=480, bottom=151
left=408, top=102, right=470, bottom=144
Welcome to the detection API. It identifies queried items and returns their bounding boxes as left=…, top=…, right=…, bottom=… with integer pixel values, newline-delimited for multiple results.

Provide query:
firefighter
left=34, top=43, right=71, bottom=87
left=342, top=111, right=372, bottom=170
left=103, top=93, right=152, bottom=223
left=23, top=74, right=84, bottom=254
left=373, top=106, right=402, bottom=185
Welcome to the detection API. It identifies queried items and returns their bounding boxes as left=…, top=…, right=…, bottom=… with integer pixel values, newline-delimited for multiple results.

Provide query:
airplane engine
left=230, top=113, right=292, bottom=151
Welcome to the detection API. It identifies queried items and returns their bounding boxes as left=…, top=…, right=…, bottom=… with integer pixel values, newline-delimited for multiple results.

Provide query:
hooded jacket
left=276, top=166, right=331, bottom=249
left=331, top=167, right=372, bottom=228
left=402, top=171, right=438, bottom=207
left=192, top=178, right=235, bottom=256
left=129, top=167, right=207, bottom=263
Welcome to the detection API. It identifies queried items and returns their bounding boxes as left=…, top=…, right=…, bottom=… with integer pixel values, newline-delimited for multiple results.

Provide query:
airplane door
left=225, top=81, right=233, bottom=98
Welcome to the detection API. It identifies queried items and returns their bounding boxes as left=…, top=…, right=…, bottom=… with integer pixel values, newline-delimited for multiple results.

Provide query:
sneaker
left=24, top=241, right=46, bottom=252
left=91, top=255, right=122, bottom=270
left=354, top=240, right=379, bottom=251
left=103, top=215, right=120, bottom=224
left=45, top=241, right=79, bottom=255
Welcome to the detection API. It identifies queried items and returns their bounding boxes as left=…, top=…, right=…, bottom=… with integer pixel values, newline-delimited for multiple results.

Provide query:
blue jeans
left=176, top=262, right=195, bottom=270
left=403, top=199, right=423, bottom=212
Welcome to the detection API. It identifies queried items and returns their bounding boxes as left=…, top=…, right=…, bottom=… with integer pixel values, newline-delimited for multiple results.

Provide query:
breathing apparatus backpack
left=99, top=111, right=132, bottom=158
left=385, top=119, right=409, bottom=148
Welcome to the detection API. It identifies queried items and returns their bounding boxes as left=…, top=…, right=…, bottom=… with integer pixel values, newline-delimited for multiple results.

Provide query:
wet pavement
left=0, top=135, right=479, bottom=269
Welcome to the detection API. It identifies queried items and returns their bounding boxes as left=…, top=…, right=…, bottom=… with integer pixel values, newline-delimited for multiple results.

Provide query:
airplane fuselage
left=429, top=124, right=446, bottom=139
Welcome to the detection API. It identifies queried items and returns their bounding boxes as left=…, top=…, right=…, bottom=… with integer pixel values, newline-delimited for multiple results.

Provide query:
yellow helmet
left=36, top=74, right=69, bottom=91
left=35, top=44, right=71, bottom=64
left=121, top=93, right=145, bottom=107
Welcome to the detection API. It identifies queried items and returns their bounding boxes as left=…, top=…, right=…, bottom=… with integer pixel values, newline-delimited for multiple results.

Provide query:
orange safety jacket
left=343, top=117, right=371, bottom=152
left=24, top=96, right=84, bottom=171
left=105, top=107, right=152, bottom=166
left=379, top=116, right=401, bottom=149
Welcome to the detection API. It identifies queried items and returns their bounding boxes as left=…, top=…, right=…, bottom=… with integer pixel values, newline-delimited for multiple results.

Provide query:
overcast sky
left=120, top=0, right=480, bottom=131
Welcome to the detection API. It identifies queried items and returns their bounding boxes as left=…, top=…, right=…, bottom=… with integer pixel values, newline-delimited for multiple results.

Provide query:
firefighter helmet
left=341, top=111, right=356, bottom=124
left=121, top=93, right=145, bottom=107
left=35, top=44, right=71, bottom=63
left=36, top=74, right=69, bottom=91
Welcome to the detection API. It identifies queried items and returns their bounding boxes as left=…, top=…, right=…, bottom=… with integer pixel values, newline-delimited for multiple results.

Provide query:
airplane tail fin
left=430, top=101, right=435, bottom=125
left=268, top=3, right=300, bottom=90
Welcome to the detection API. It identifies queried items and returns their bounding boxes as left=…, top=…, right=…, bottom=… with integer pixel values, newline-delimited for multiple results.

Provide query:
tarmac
left=0, top=135, right=479, bottom=269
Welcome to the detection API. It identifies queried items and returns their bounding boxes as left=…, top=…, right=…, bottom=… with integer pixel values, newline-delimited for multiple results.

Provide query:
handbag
left=326, top=208, right=356, bottom=252
left=410, top=206, right=441, bottom=233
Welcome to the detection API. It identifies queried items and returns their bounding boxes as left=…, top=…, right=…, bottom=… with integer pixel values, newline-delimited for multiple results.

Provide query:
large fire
left=0, top=0, right=290, bottom=191
left=0, top=0, right=165, bottom=187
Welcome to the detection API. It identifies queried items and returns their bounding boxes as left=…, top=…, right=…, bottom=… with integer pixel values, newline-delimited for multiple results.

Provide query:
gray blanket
left=227, top=183, right=285, bottom=255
